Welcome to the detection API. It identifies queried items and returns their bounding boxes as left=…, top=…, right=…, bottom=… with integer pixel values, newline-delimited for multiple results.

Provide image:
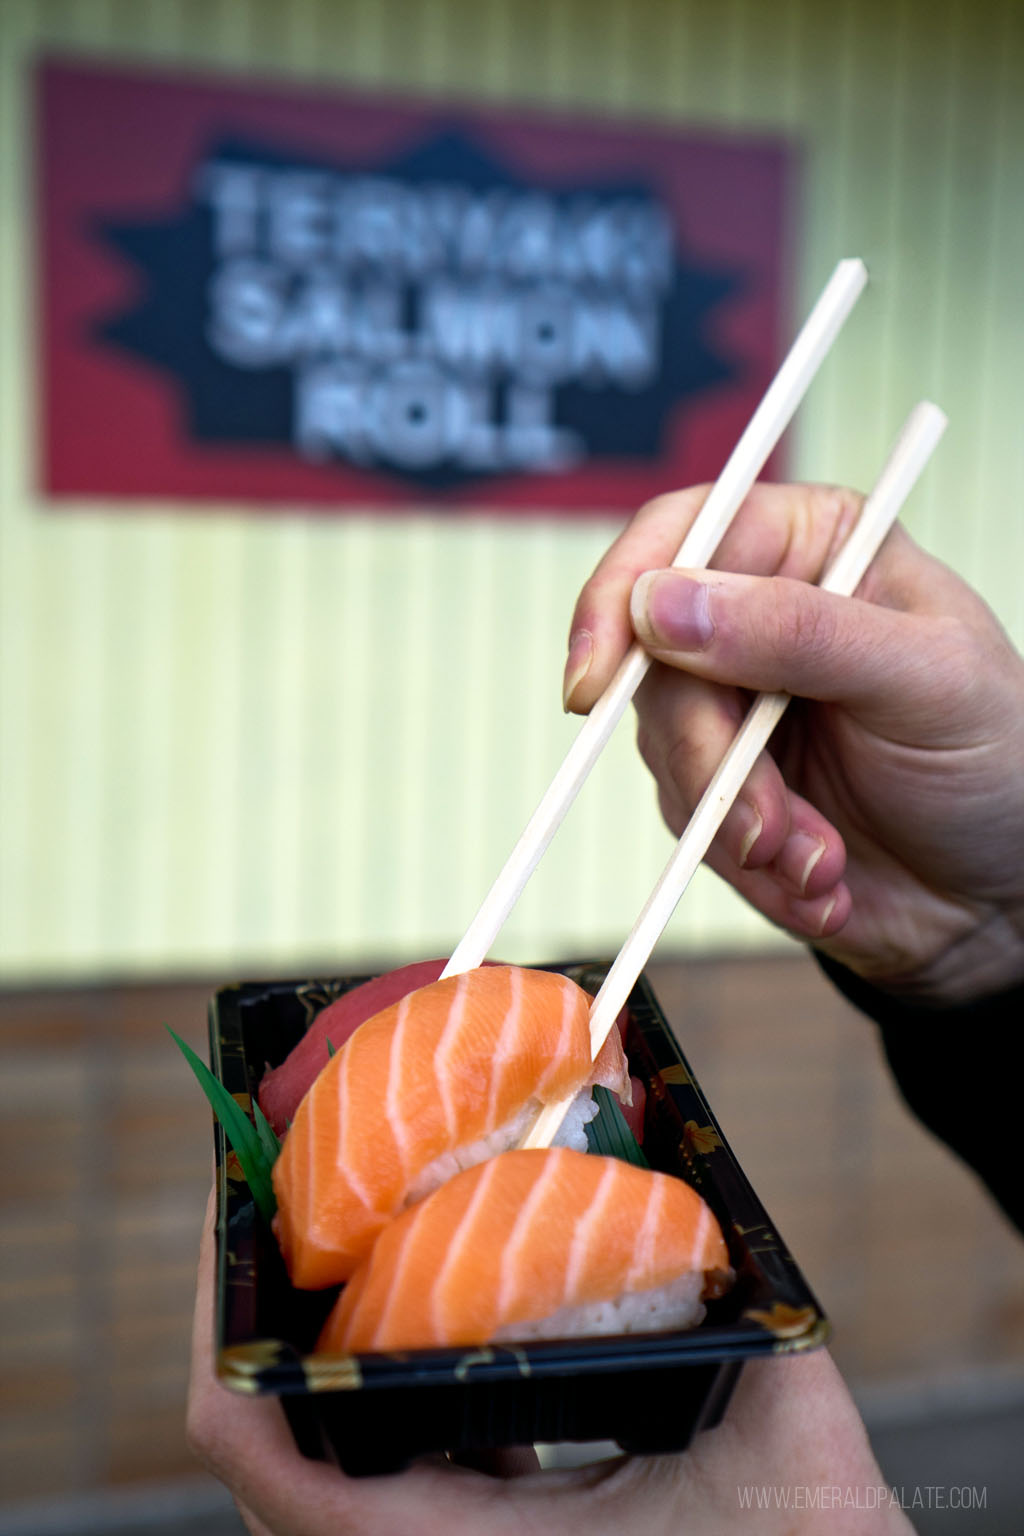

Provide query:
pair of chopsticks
left=442, top=258, right=947, bottom=1151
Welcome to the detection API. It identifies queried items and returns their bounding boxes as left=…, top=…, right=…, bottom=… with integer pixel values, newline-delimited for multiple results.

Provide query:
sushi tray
left=210, top=963, right=829, bottom=1476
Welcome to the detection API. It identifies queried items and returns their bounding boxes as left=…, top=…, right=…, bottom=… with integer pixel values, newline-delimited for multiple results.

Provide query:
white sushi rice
left=492, top=1269, right=708, bottom=1342
left=403, top=1090, right=599, bottom=1208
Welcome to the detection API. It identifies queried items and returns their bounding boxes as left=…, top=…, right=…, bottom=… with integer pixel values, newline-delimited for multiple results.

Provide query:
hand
left=563, top=484, right=1024, bottom=1003
left=187, top=1189, right=909, bottom=1535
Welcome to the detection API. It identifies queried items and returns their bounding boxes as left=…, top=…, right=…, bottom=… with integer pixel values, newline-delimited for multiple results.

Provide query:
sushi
left=258, top=959, right=454, bottom=1136
left=260, top=956, right=648, bottom=1145
left=272, top=965, right=630, bottom=1288
left=318, top=1146, right=731, bottom=1353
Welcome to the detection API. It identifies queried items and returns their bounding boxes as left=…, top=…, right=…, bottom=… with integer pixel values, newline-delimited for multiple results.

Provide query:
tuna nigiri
left=258, top=959, right=453, bottom=1136
left=318, top=1147, right=731, bottom=1353
left=272, top=965, right=630, bottom=1289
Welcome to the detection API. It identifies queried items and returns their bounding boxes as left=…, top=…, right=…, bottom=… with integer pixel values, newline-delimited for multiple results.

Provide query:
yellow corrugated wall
left=1, top=0, right=1021, bottom=981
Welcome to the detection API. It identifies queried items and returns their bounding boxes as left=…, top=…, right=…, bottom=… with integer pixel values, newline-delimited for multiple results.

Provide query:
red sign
left=38, top=59, right=796, bottom=513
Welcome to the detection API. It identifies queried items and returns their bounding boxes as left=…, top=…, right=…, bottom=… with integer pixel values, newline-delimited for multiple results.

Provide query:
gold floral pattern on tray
left=454, top=1348, right=496, bottom=1380
left=743, top=1302, right=819, bottom=1338
left=453, top=1347, right=532, bottom=1381
left=210, top=967, right=830, bottom=1475
left=296, top=980, right=351, bottom=1026
left=683, top=1120, right=723, bottom=1155
left=733, top=1221, right=778, bottom=1254
left=659, top=1064, right=692, bottom=1086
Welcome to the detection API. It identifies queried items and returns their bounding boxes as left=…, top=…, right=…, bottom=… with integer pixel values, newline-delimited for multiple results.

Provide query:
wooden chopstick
left=441, top=259, right=869, bottom=981
left=522, top=400, right=948, bottom=1152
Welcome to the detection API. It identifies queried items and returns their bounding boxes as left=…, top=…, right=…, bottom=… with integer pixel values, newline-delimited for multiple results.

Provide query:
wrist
left=815, top=928, right=1024, bottom=1024
left=817, top=903, right=1024, bottom=1009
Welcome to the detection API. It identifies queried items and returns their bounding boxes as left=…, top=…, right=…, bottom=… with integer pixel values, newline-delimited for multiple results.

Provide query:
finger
left=703, top=837, right=853, bottom=941
left=636, top=664, right=786, bottom=870
left=764, top=785, right=848, bottom=900
left=630, top=563, right=989, bottom=744
left=235, top=1500, right=275, bottom=1536
left=651, top=744, right=851, bottom=941
left=186, top=1184, right=218, bottom=1414
left=685, top=1353, right=903, bottom=1529
left=187, top=1187, right=339, bottom=1528
left=636, top=666, right=848, bottom=895
left=186, top=1187, right=602, bottom=1535
left=563, top=483, right=863, bottom=714
left=564, top=486, right=711, bottom=713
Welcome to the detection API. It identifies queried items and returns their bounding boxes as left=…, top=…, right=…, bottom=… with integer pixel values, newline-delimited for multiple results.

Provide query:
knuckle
left=185, top=1395, right=221, bottom=1473
left=635, top=719, right=657, bottom=773
left=663, top=733, right=701, bottom=807
left=571, top=553, right=638, bottom=633
left=773, top=583, right=838, bottom=669
left=934, top=615, right=1009, bottom=708
left=635, top=485, right=712, bottom=528
left=635, top=711, right=694, bottom=812
left=656, top=783, right=687, bottom=838
left=819, top=485, right=867, bottom=572
left=574, top=486, right=713, bottom=631
left=185, top=1381, right=244, bottom=1487
left=819, top=482, right=864, bottom=533
left=775, top=484, right=866, bottom=582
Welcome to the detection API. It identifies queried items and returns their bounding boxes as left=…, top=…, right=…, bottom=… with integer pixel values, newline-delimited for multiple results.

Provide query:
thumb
left=630, top=566, right=975, bottom=742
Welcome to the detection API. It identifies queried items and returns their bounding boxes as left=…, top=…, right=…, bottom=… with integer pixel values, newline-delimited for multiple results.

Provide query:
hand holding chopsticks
left=436, top=256, right=951, bottom=1146
left=522, top=400, right=947, bottom=1151
left=441, top=258, right=868, bottom=981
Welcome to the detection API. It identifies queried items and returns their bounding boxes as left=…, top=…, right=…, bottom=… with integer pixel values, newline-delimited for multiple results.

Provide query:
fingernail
left=780, top=832, right=826, bottom=895
left=737, top=804, right=763, bottom=868
left=817, top=894, right=837, bottom=936
left=562, top=630, right=593, bottom=712
left=632, top=571, right=714, bottom=651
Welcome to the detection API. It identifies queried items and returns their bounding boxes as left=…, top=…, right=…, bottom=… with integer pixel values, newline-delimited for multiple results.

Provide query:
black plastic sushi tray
left=209, top=962, right=829, bottom=1476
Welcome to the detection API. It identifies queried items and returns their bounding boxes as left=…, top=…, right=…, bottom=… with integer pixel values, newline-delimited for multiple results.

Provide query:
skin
left=189, top=1192, right=911, bottom=1536
left=187, top=481, right=1022, bottom=1531
left=564, top=482, right=1024, bottom=1004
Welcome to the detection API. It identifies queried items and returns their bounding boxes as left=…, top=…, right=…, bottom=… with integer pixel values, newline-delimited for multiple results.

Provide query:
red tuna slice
left=258, top=959, right=451, bottom=1135
left=258, top=961, right=641, bottom=1142
left=609, top=1002, right=645, bottom=1146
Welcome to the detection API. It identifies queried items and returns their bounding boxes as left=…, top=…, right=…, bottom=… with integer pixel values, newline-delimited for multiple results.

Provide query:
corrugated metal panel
left=0, top=0, right=1021, bottom=980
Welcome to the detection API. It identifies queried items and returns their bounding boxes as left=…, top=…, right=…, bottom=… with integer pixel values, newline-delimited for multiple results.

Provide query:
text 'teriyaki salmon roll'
left=318, top=1147, right=732, bottom=1353
left=272, top=966, right=630, bottom=1289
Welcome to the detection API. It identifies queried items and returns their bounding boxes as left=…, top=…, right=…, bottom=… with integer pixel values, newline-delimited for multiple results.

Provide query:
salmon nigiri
left=271, top=966, right=630, bottom=1289
left=258, top=959, right=454, bottom=1136
left=318, top=1147, right=731, bottom=1353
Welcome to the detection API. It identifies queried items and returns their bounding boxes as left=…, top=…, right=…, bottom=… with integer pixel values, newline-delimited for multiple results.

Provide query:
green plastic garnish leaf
left=326, top=1037, right=337, bottom=1058
left=585, top=1085, right=649, bottom=1168
left=166, top=1025, right=278, bottom=1223
left=253, top=1099, right=282, bottom=1166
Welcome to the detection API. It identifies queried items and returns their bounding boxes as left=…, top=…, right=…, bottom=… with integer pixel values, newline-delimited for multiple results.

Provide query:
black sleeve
left=815, top=953, right=1023, bottom=1236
